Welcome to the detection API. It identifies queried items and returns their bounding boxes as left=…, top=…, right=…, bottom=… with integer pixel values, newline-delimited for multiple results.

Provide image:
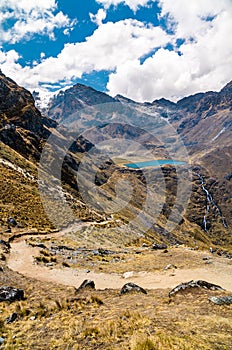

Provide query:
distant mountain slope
left=45, top=79, right=232, bottom=246
left=47, top=80, right=232, bottom=159
left=0, top=71, right=231, bottom=251
left=46, top=79, right=232, bottom=178
left=46, top=83, right=116, bottom=123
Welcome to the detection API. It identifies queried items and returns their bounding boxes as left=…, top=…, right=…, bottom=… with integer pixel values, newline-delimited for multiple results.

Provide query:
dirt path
left=7, top=233, right=232, bottom=291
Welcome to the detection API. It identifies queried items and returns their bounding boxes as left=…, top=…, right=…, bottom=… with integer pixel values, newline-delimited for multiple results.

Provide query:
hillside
left=45, top=80, right=232, bottom=249
left=1, top=71, right=231, bottom=249
left=0, top=71, right=111, bottom=231
left=0, top=72, right=232, bottom=350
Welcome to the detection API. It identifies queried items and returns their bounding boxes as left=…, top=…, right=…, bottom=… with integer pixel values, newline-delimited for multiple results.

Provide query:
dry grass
left=25, top=235, right=230, bottom=275
left=0, top=263, right=232, bottom=350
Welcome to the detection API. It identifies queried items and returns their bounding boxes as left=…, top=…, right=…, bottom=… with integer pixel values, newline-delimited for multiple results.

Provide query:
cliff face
left=0, top=71, right=94, bottom=161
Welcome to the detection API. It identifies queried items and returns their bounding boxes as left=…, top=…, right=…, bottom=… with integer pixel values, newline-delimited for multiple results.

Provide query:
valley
left=0, top=70, right=231, bottom=349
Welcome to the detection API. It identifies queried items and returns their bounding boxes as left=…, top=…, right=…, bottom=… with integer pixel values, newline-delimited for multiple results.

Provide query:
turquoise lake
left=124, top=159, right=186, bottom=169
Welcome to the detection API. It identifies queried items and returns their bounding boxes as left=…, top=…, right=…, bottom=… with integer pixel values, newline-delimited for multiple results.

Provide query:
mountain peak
left=47, top=83, right=116, bottom=123
left=115, top=94, right=137, bottom=104
left=151, top=98, right=176, bottom=108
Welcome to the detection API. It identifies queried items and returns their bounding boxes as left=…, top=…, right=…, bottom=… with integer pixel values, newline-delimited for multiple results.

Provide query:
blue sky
left=0, top=0, right=232, bottom=102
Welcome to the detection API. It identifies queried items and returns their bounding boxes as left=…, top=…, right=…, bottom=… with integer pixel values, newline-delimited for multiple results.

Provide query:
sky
left=0, top=0, right=232, bottom=102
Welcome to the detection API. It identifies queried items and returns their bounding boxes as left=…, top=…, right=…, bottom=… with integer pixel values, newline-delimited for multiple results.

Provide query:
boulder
left=169, top=280, right=224, bottom=297
left=152, top=243, right=168, bottom=250
left=209, top=295, right=232, bottom=305
left=76, top=280, right=95, bottom=291
left=120, top=283, right=147, bottom=295
left=0, top=286, right=24, bottom=302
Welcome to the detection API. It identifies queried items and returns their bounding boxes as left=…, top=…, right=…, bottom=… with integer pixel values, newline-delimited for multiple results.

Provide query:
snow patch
left=211, top=127, right=226, bottom=142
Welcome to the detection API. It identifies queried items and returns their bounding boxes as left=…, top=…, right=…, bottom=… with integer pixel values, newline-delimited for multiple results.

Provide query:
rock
left=36, top=243, right=47, bottom=249
left=164, top=264, right=177, bottom=270
left=120, top=283, right=147, bottom=295
left=0, top=254, right=6, bottom=261
left=209, top=295, right=232, bottom=305
left=224, top=173, right=232, bottom=181
left=0, top=337, right=4, bottom=345
left=205, top=260, right=213, bottom=265
left=169, top=280, right=224, bottom=297
left=76, top=280, right=95, bottom=291
left=8, top=217, right=17, bottom=226
left=5, top=312, right=18, bottom=324
left=45, top=263, right=54, bottom=267
left=93, top=248, right=114, bottom=256
left=152, top=243, right=168, bottom=250
left=142, top=243, right=148, bottom=247
left=209, top=247, right=216, bottom=253
left=57, top=245, right=75, bottom=251
left=0, top=286, right=24, bottom=302
left=0, top=239, right=10, bottom=249
left=30, top=316, right=36, bottom=321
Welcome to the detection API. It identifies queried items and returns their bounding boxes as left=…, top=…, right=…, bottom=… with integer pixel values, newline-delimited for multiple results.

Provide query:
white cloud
left=96, top=0, right=150, bottom=12
left=0, top=50, right=23, bottom=74
left=1, top=0, right=232, bottom=102
left=90, top=9, right=107, bottom=26
left=106, top=0, right=232, bottom=101
left=0, top=0, right=76, bottom=44
left=0, top=19, right=170, bottom=90
left=158, top=0, right=231, bottom=39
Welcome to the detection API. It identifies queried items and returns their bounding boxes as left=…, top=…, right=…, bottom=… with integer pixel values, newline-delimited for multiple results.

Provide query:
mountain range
left=0, top=70, right=231, bottom=251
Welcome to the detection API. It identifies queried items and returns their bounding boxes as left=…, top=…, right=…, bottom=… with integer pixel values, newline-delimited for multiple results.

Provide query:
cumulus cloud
left=96, top=0, right=150, bottom=12
left=0, top=19, right=170, bottom=90
left=0, top=0, right=76, bottom=43
left=158, top=0, right=231, bottom=39
left=90, top=9, right=107, bottom=26
left=1, top=0, right=232, bottom=102
left=107, top=0, right=232, bottom=101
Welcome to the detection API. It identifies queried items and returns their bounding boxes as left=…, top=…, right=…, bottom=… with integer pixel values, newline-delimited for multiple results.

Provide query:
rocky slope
left=46, top=80, right=232, bottom=249
left=0, top=71, right=113, bottom=231
left=46, top=83, right=116, bottom=123
left=0, top=71, right=231, bottom=250
left=47, top=80, right=232, bottom=171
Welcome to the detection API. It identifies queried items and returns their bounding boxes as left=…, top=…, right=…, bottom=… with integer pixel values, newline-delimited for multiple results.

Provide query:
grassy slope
left=0, top=264, right=231, bottom=350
